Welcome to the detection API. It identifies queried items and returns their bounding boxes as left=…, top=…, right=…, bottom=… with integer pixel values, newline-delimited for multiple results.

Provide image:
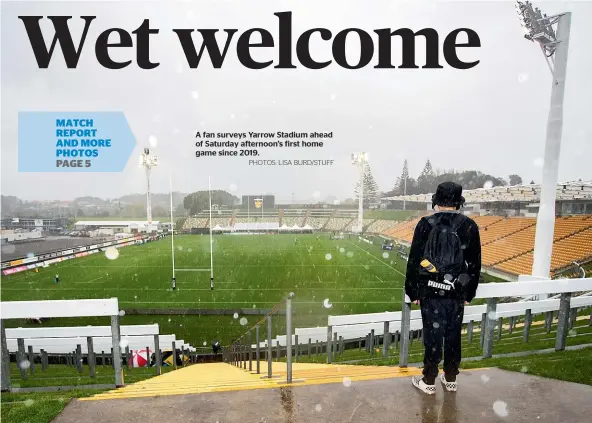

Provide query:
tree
left=417, top=159, right=436, bottom=193
left=354, top=164, right=380, bottom=207
left=175, top=203, right=187, bottom=216
left=509, top=174, right=523, bottom=186
left=152, top=206, right=167, bottom=217
left=183, top=190, right=239, bottom=215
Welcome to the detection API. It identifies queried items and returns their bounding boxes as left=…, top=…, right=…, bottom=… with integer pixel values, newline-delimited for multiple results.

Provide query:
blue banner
left=18, top=112, right=136, bottom=172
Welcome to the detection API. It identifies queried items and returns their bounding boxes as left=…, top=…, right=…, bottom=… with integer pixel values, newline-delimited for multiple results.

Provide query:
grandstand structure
left=380, top=181, right=592, bottom=279
left=181, top=208, right=403, bottom=235
left=179, top=181, right=592, bottom=279
left=383, top=181, right=592, bottom=216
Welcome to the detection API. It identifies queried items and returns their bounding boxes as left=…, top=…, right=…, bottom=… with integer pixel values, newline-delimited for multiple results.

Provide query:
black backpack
left=421, top=213, right=467, bottom=283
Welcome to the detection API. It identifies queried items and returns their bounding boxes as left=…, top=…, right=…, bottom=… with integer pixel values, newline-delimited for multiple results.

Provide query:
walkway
left=52, top=364, right=592, bottom=422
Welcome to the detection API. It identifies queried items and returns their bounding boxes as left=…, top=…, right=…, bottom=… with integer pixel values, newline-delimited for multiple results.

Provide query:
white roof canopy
left=382, top=181, right=592, bottom=204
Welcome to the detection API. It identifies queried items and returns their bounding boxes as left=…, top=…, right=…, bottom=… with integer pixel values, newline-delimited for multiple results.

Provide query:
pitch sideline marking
left=348, top=241, right=405, bottom=277
left=74, top=276, right=105, bottom=284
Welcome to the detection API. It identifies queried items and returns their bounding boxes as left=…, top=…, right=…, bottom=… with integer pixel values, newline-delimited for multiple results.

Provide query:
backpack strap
left=450, top=213, right=467, bottom=232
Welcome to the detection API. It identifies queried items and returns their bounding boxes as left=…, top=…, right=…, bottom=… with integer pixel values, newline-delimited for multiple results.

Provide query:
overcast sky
left=1, top=0, right=591, bottom=203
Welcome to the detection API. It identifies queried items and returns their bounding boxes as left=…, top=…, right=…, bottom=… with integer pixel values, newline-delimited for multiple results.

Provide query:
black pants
left=420, top=298, right=464, bottom=384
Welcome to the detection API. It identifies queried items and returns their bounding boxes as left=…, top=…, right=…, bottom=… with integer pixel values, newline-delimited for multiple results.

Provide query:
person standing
left=54, top=273, right=60, bottom=284
left=405, top=182, right=481, bottom=394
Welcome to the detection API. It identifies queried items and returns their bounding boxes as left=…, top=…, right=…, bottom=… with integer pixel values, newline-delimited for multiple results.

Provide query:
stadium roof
left=382, top=181, right=592, bottom=204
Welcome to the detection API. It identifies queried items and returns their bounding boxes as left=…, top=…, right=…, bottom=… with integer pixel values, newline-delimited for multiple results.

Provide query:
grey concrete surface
left=52, top=369, right=592, bottom=423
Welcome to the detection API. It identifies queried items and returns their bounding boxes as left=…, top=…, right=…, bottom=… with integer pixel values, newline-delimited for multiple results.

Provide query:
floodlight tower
left=139, top=148, right=158, bottom=223
left=351, top=152, right=368, bottom=234
left=515, top=1, right=571, bottom=287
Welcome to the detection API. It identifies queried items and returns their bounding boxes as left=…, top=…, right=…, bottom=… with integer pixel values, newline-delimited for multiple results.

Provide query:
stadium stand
left=182, top=217, right=209, bottom=230
left=307, top=210, right=333, bottom=230
left=479, top=217, right=536, bottom=245
left=365, top=219, right=399, bottom=233
left=471, top=215, right=504, bottom=229
left=382, top=217, right=421, bottom=243
left=497, top=227, right=592, bottom=275
left=324, top=210, right=357, bottom=232
left=381, top=214, right=592, bottom=277
left=282, top=210, right=307, bottom=227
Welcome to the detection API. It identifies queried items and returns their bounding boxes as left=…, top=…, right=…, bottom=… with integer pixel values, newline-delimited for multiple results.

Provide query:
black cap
left=431, top=181, right=465, bottom=210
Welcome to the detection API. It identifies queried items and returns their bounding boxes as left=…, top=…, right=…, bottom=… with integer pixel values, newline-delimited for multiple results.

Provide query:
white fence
left=0, top=299, right=195, bottom=392
left=247, top=278, right=592, bottom=362
left=321, top=277, right=592, bottom=365
left=0, top=298, right=125, bottom=390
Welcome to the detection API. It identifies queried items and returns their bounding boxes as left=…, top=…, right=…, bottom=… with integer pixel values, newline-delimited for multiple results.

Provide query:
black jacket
left=404, top=212, right=481, bottom=302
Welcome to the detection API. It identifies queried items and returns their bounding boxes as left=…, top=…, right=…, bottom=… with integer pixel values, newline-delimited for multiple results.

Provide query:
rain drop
left=24, top=399, right=35, bottom=407
left=433, top=322, right=440, bottom=329
left=19, top=360, right=31, bottom=370
left=493, top=401, right=509, bottom=418
left=568, top=329, right=577, bottom=336
left=323, top=299, right=333, bottom=309
left=240, top=317, right=248, bottom=326
left=483, top=180, right=494, bottom=189
left=342, top=377, right=352, bottom=387
left=444, top=274, right=453, bottom=281
left=119, top=339, right=129, bottom=349
left=339, top=248, right=345, bottom=253
left=325, top=253, right=332, bottom=261
left=104, top=247, right=119, bottom=260
left=118, top=310, right=126, bottom=317
left=520, top=366, right=528, bottom=373
left=203, top=341, right=207, bottom=346
left=148, top=135, right=158, bottom=147
left=233, top=313, right=239, bottom=319
left=481, top=374, right=490, bottom=383
left=346, top=251, right=354, bottom=258
left=382, top=252, right=389, bottom=259
left=315, top=404, right=322, bottom=412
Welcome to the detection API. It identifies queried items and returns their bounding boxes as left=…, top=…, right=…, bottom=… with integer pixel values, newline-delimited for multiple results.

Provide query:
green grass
left=1, top=389, right=108, bottom=423
left=74, top=216, right=171, bottom=221
left=8, top=363, right=173, bottom=389
left=1, top=234, right=409, bottom=346
left=462, top=347, right=592, bottom=385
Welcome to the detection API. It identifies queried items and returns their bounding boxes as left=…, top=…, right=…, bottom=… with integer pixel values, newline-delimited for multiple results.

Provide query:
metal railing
left=321, top=278, right=592, bottom=366
left=225, top=293, right=294, bottom=383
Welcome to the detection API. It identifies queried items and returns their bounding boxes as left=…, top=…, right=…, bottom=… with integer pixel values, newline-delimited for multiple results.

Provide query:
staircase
left=83, top=362, right=421, bottom=401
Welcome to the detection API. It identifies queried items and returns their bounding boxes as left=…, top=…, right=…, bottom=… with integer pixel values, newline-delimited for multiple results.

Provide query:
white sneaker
left=440, top=373, right=457, bottom=392
left=412, top=375, right=436, bottom=395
